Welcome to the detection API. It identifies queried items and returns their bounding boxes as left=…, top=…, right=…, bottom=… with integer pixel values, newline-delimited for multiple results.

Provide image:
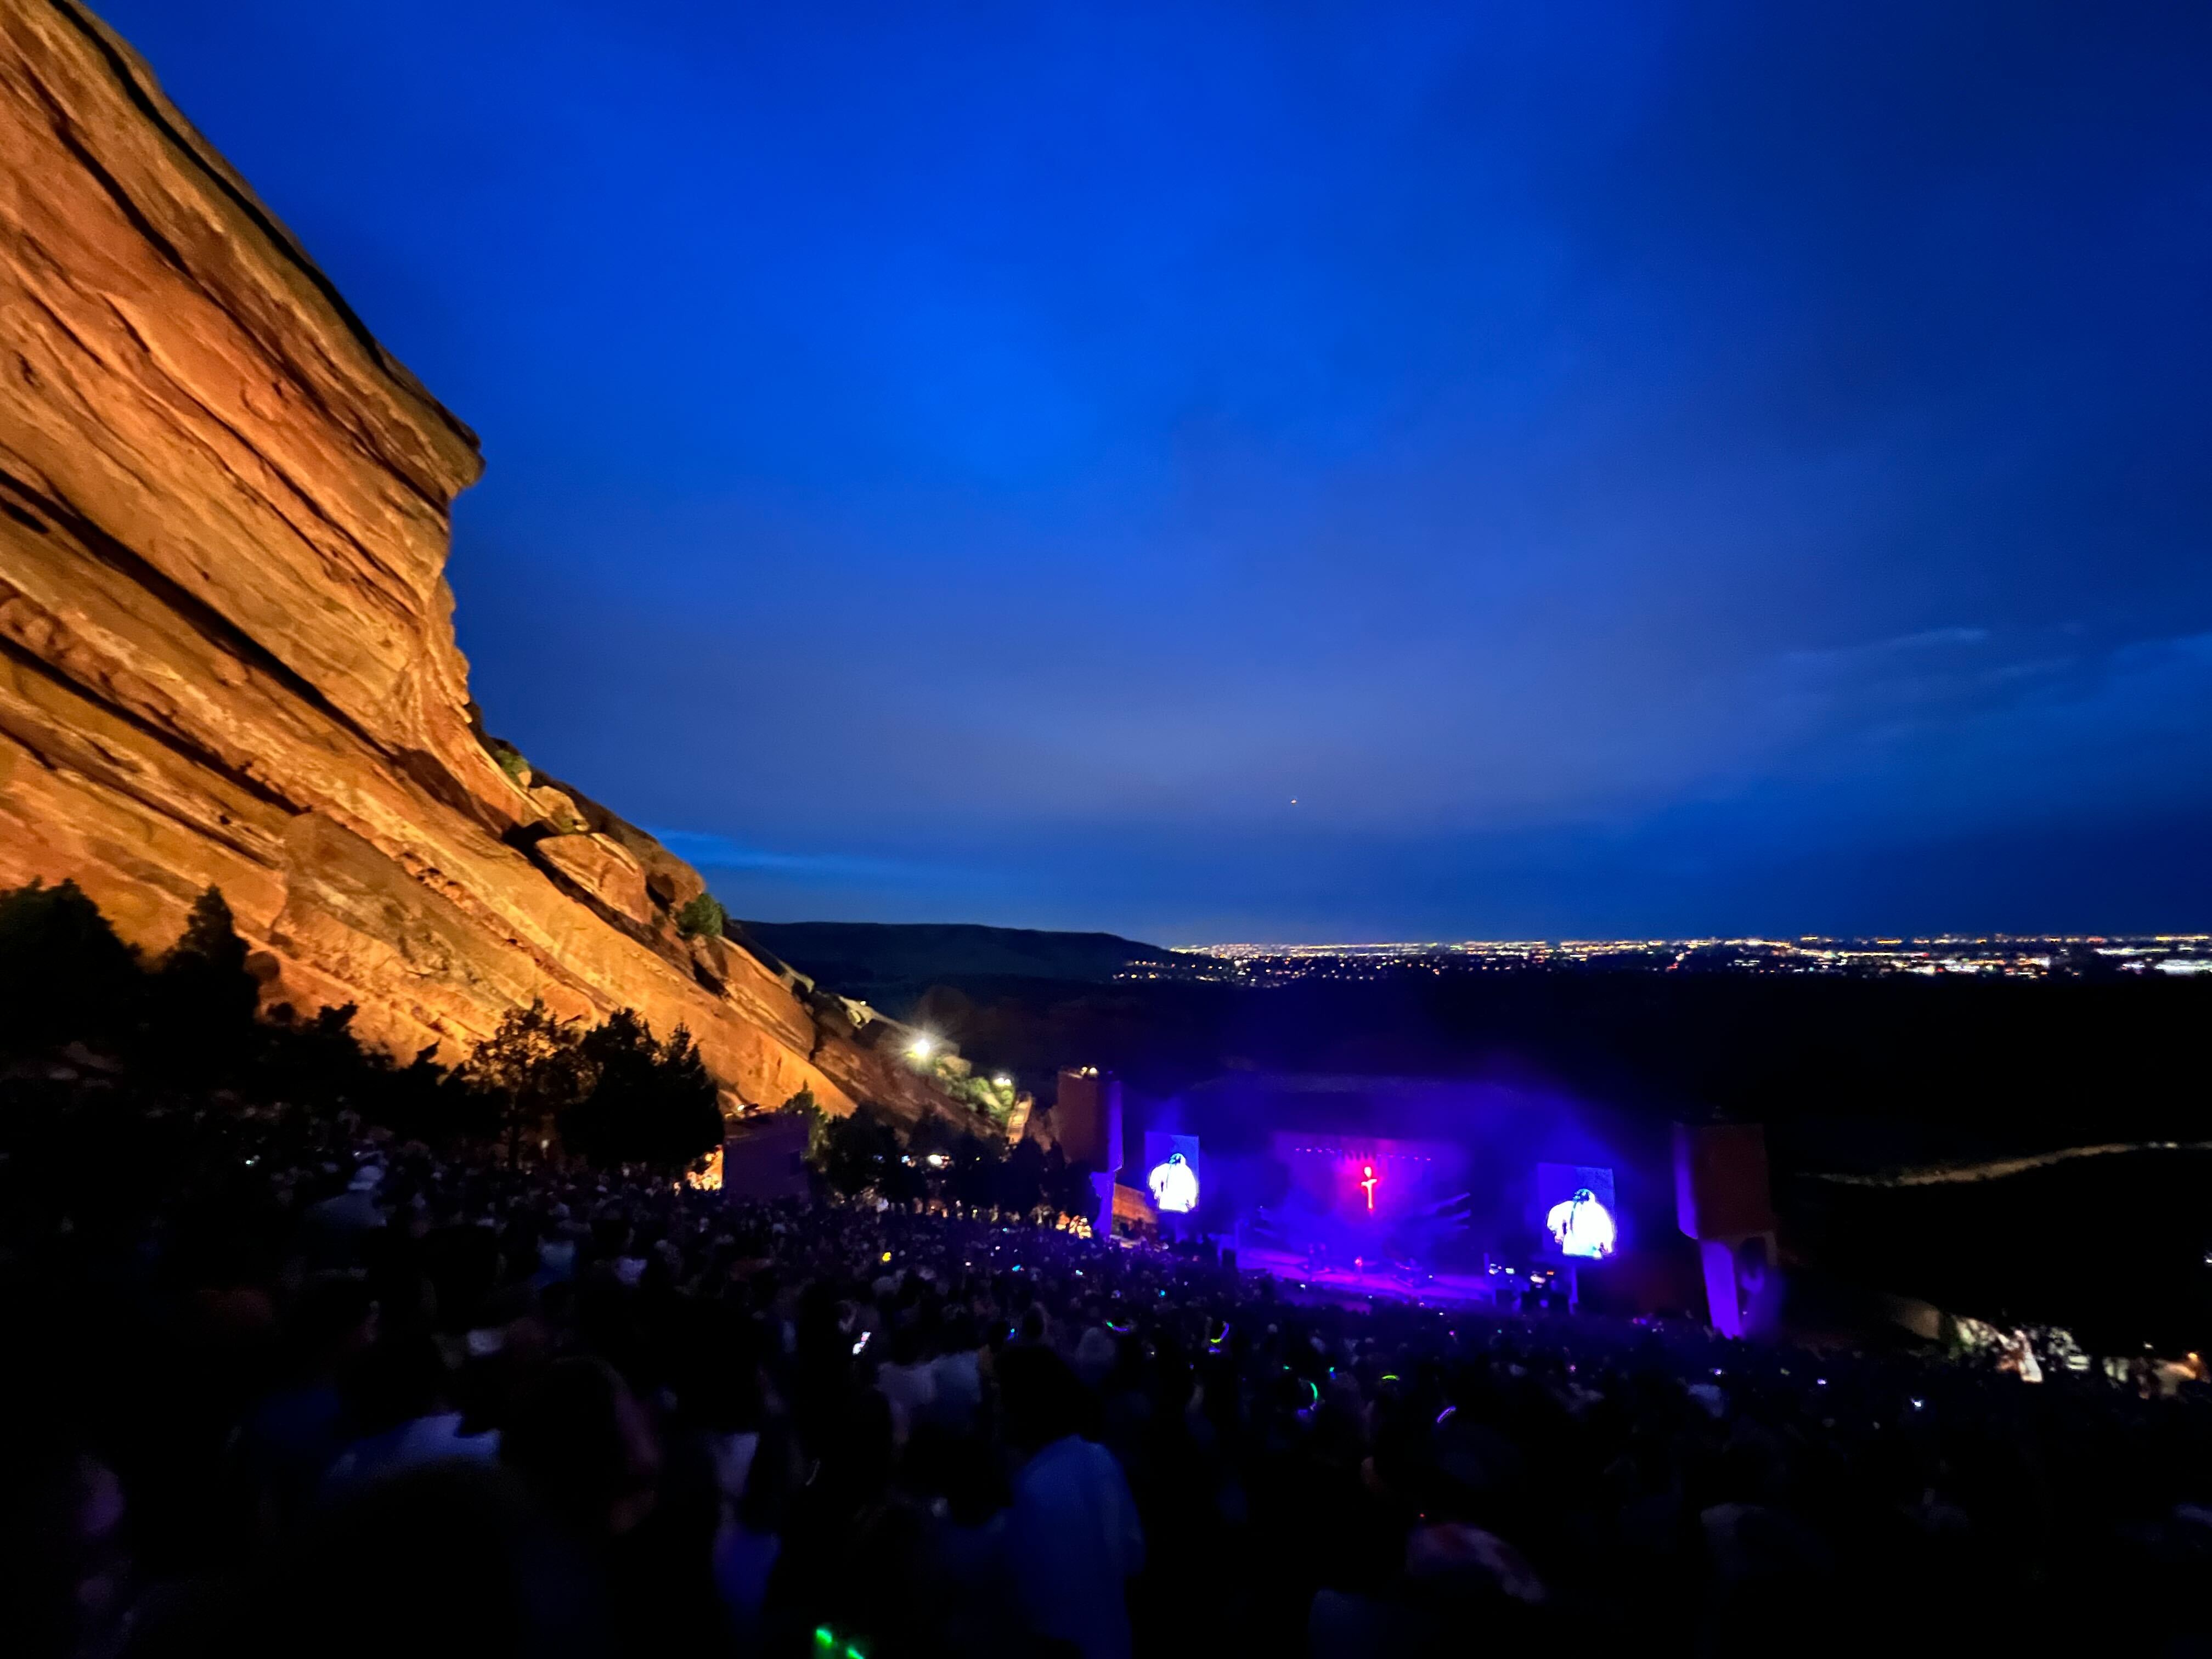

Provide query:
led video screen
left=1534, top=1161, right=1618, bottom=1259
left=1143, top=1131, right=1202, bottom=1214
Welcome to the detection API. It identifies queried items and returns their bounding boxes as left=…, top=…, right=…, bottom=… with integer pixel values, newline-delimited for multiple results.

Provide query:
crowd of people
left=6, top=1082, right=2212, bottom=1658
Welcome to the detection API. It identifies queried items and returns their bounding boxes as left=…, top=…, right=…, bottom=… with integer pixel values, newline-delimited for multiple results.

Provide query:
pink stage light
left=1359, top=1164, right=1379, bottom=1211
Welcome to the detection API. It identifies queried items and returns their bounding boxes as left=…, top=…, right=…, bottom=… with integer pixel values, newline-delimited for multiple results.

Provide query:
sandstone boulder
left=535, top=832, right=653, bottom=927
left=526, top=783, right=585, bottom=832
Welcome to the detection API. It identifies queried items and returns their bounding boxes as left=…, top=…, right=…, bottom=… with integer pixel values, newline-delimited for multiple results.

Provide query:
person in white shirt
left=930, top=1310, right=985, bottom=1433
left=873, top=1323, right=939, bottom=1441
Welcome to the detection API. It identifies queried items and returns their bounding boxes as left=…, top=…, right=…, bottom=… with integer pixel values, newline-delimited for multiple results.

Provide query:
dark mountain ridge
left=738, top=921, right=1175, bottom=1000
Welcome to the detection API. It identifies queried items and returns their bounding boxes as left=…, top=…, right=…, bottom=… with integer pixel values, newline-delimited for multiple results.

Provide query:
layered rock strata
left=0, top=0, right=966, bottom=1127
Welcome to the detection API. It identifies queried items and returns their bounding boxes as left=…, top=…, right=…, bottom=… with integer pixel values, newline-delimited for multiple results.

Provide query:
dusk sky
left=104, top=1, right=2212, bottom=942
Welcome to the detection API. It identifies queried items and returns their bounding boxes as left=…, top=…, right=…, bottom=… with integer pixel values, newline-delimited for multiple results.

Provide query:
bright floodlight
left=906, top=1035, right=934, bottom=1059
left=1147, top=1152, right=1199, bottom=1214
left=1546, top=1188, right=1617, bottom=1260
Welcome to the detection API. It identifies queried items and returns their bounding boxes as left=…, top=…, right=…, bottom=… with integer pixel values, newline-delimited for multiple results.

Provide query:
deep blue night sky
left=99, top=2, right=2212, bottom=941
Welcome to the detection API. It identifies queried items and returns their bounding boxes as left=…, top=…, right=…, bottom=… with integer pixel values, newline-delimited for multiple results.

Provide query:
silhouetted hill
left=738, top=921, right=1177, bottom=998
left=896, top=968, right=2212, bottom=1163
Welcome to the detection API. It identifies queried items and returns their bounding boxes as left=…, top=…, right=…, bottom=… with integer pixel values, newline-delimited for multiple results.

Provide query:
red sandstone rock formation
left=0, top=0, right=970, bottom=1129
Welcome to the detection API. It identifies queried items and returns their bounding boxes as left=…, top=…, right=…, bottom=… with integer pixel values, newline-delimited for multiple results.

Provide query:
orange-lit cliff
left=0, top=0, right=970, bottom=1127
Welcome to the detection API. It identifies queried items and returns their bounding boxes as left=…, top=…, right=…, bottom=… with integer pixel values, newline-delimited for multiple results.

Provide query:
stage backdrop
left=1271, top=1132, right=1469, bottom=1224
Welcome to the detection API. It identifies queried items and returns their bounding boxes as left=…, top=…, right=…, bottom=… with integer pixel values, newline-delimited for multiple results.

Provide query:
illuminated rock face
left=0, top=2, right=970, bottom=1128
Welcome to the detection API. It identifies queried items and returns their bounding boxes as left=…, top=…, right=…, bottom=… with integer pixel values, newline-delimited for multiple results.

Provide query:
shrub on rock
left=675, top=893, right=726, bottom=939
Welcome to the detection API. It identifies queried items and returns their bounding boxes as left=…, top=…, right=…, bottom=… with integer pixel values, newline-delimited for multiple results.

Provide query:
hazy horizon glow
left=104, top=1, right=2212, bottom=940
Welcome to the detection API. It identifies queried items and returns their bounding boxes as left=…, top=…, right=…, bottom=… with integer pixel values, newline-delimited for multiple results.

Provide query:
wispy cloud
left=644, top=829, right=1011, bottom=896
left=1780, top=624, right=1990, bottom=673
left=1750, top=627, right=2212, bottom=837
left=646, top=830, right=918, bottom=880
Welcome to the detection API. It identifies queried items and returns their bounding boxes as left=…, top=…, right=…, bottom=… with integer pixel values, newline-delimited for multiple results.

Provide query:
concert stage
left=1235, top=1244, right=1497, bottom=1310
left=1127, top=1073, right=1634, bottom=1307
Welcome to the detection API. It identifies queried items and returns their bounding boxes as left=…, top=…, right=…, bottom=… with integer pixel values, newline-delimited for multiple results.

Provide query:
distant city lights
left=1118, top=933, right=2212, bottom=986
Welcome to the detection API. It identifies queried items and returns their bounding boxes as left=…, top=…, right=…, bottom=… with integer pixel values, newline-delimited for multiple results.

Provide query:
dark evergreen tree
left=817, top=1107, right=901, bottom=1197
left=164, top=887, right=252, bottom=990
left=997, top=1136, right=1048, bottom=1215
left=675, top=893, right=726, bottom=939
left=778, top=1087, right=831, bottom=1161
left=149, top=885, right=260, bottom=1079
left=1042, top=1146, right=1093, bottom=1222
left=562, top=1009, right=724, bottom=1175
left=0, top=879, right=139, bottom=1056
left=261, top=1001, right=470, bottom=1143
left=460, top=999, right=592, bottom=1166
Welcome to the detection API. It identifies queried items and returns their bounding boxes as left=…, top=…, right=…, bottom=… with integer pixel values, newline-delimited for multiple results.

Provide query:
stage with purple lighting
left=1129, top=1074, right=1633, bottom=1315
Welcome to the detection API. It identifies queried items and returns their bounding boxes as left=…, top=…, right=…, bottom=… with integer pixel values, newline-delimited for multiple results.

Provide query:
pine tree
left=675, top=893, right=726, bottom=939
left=151, top=885, right=260, bottom=1078
left=167, top=886, right=250, bottom=980
left=563, top=1009, right=724, bottom=1175
left=461, top=1000, right=592, bottom=1166
left=0, top=878, right=139, bottom=1056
